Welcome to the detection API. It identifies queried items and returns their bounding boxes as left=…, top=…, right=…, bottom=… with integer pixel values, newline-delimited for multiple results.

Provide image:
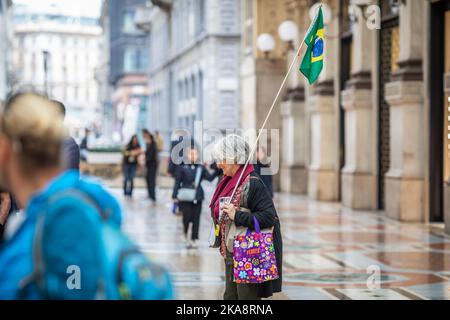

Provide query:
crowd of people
left=0, top=90, right=283, bottom=301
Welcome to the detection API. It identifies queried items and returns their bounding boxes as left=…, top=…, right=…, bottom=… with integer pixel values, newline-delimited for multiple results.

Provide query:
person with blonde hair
left=0, top=92, right=123, bottom=299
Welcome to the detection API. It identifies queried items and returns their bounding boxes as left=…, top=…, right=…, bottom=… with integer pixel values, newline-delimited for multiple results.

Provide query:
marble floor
left=109, top=183, right=450, bottom=300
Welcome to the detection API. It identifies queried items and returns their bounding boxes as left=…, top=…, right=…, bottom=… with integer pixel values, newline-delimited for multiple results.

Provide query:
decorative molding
left=315, top=79, right=335, bottom=96
left=283, top=86, right=305, bottom=102
left=444, top=73, right=450, bottom=94
left=345, top=71, right=372, bottom=90
left=391, top=59, right=423, bottom=82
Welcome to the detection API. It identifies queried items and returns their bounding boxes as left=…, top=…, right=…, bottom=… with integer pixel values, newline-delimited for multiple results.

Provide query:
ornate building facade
left=136, top=0, right=241, bottom=149
left=241, top=0, right=450, bottom=234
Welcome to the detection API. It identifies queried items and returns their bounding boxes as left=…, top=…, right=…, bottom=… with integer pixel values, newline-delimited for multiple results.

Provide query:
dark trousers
left=146, top=165, right=157, bottom=201
left=224, top=251, right=260, bottom=300
left=179, top=201, right=202, bottom=240
left=123, top=164, right=137, bottom=196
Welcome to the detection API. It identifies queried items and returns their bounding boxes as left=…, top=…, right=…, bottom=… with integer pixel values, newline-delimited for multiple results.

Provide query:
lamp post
left=42, top=50, right=50, bottom=96
left=278, top=20, right=298, bottom=50
left=256, top=33, right=275, bottom=58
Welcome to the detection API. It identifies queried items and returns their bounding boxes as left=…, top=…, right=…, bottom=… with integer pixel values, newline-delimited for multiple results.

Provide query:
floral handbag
left=233, top=216, right=278, bottom=284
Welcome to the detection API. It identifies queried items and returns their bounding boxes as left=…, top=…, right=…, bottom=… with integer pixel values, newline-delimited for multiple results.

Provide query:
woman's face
left=217, top=162, right=240, bottom=177
left=132, top=136, right=138, bottom=146
left=188, top=149, right=198, bottom=163
left=144, top=134, right=152, bottom=144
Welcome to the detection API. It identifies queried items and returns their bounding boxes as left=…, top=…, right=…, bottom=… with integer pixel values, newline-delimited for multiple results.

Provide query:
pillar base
left=444, top=184, right=450, bottom=235
left=280, top=165, right=307, bottom=194
left=385, top=175, right=425, bottom=222
left=308, top=169, right=339, bottom=201
left=341, top=172, right=376, bottom=210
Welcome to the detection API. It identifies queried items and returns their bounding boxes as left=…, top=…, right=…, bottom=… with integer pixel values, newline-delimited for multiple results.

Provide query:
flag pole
left=221, top=2, right=323, bottom=228
left=227, top=42, right=304, bottom=204
left=225, top=4, right=323, bottom=212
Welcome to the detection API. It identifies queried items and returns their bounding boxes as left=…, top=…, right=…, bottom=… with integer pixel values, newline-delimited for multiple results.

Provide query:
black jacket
left=145, top=142, right=158, bottom=168
left=168, top=137, right=184, bottom=176
left=254, top=162, right=273, bottom=197
left=234, top=172, right=282, bottom=298
left=172, top=164, right=218, bottom=202
left=62, top=137, right=80, bottom=171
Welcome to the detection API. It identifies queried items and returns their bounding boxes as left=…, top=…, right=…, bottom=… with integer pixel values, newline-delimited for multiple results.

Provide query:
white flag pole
left=226, top=4, right=323, bottom=205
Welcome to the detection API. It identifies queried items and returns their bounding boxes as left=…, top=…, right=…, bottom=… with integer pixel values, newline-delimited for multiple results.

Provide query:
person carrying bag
left=172, top=145, right=219, bottom=249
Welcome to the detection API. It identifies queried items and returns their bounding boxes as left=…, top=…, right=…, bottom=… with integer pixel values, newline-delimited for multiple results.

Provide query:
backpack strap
left=26, top=189, right=107, bottom=299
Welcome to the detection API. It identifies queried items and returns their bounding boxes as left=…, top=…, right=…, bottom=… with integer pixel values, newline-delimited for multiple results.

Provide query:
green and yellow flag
left=300, top=7, right=324, bottom=85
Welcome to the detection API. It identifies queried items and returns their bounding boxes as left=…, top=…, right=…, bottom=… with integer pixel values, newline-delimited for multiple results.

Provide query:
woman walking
left=142, top=129, right=158, bottom=203
left=122, top=135, right=142, bottom=198
left=210, top=135, right=282, bottom=300
left=172, top=143, right=218, bottom=249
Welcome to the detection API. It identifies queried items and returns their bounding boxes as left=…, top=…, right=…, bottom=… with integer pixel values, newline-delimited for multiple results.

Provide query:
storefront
left=378, top=0, right=399, bottom=210
left=435, top=0, right=450, bottom=231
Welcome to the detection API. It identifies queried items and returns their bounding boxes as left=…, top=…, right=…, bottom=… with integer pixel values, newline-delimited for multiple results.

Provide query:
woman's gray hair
left=212, top=134, right=251, bottom=164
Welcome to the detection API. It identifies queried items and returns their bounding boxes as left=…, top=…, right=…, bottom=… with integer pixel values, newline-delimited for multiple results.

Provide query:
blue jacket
left=0, top=170, right=122, bottom=300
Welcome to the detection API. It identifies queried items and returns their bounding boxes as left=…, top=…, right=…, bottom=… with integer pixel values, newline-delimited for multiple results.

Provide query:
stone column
left=280, top=86, right=308, bottom=194
left=444, top=72, right=450, bottom=234
left=280, top=20, right=308, bottom=194
left=384, top=0, right=426, bottom=222
left=340, top=1, right=376, bottom=209
left=307, top=2, right=339, bottom=201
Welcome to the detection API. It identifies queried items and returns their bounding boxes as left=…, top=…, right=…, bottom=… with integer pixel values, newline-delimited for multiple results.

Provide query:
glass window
left=123, top=49, right=137, bottom=72
left=122, top=9, right=140, bottom=34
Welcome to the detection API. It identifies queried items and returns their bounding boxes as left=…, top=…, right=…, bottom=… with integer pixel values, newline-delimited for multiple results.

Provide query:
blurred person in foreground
left=210, top=135, right=282, bottom=300
left=142, top=129, right=158, bottom=203
left=0, top=92, right=124, bottom=299
left=51, top=100, right=80, bottom=172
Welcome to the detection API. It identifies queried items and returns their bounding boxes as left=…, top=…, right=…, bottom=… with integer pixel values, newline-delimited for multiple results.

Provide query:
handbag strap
left=246, top=216, right=261, bottom=236
left=193, top=166, right=202, bottom=189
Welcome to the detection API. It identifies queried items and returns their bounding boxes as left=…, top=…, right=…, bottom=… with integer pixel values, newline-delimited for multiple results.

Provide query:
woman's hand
left=223, top=203, right=237, bottom=220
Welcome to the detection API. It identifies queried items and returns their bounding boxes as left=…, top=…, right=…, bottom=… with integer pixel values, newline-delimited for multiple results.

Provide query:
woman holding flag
left=210, top=135, right=283, bottom=300
left=208, top=6, right=324, bottom=300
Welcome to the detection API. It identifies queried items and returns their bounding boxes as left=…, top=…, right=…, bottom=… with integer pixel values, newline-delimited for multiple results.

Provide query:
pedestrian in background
left=168, top=130, right=185, bottom=177
left=142, top=129, right=158, bottom=203
left=80, top=128, right=90, bottom=162
left=52, top=100, right=80, bottom=172
left=172, top=142, right=219, bottom=249
left=155, top=130, right=164, bottom=152
left=254, top=146, right=273, bottom=198
left=122, top=135, right=142, bottom=198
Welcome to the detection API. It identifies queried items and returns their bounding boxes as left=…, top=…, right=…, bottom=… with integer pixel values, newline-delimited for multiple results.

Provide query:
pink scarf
left=209, top=164, right=254, bottom=220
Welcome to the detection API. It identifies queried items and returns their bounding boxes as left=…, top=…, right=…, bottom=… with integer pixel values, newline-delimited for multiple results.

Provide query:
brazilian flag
left=300, top=7, right=324, bottom=85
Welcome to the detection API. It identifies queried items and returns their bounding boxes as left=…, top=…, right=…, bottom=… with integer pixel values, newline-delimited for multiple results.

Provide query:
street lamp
left=309, top=3, right=332, bottom=25
left=42, top=50, right=50, bottom=96
left=278, top=20, right=298, bottom=49
left=256, top=33, right=275, bottom=58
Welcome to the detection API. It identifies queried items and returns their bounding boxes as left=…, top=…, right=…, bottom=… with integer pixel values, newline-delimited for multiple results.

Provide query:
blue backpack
left=26, top=189, right=173, bottom=300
